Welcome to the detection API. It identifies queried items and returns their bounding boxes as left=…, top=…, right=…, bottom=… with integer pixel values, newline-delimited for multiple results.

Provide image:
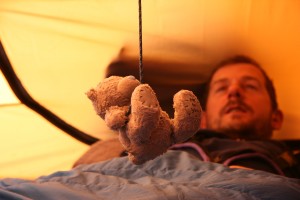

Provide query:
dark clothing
left=171, top=130, right=300, bottom=179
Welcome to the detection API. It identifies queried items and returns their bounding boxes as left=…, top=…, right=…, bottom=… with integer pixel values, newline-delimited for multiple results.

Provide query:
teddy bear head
left=86, top=75, right=140, bottom=119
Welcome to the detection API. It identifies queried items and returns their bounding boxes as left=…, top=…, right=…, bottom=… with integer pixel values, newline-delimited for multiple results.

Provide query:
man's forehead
left=210, top=63, right=266, bottom=84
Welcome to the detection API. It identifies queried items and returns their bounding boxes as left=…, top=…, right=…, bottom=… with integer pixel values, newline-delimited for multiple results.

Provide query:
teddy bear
left=86, top=75, right=202, bottom=164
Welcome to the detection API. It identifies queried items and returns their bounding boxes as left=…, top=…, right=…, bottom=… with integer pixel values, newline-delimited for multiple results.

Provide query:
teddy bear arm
left=172, top=90, right=202, bottom=143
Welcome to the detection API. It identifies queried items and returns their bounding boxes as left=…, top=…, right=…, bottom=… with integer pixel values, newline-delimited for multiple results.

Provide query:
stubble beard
left=212, top=116, right=273, bottom=140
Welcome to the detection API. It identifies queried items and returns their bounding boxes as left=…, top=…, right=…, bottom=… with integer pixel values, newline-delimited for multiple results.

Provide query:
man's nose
left=228, top=84, right=242, bottom=99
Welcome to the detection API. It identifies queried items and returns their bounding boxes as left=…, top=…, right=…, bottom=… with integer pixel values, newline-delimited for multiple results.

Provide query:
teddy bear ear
left=117, top=76, right=140, bottom=98
left=86, top=89, right=97, bottom=101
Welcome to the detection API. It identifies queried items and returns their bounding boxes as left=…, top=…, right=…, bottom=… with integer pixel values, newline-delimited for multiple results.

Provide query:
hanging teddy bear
left=86, top=75, right=202, bottom=164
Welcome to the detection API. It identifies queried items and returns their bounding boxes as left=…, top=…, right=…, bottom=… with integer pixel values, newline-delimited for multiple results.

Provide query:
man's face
left=205, top=63, right=282, bottom=139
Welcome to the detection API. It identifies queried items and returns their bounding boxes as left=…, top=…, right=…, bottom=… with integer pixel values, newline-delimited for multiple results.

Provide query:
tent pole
left=0, top=41, right=99, bottom=145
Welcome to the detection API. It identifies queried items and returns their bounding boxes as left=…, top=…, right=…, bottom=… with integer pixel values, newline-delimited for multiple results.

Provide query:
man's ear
left=200, top=112, right=207, bottom=129
left=271, top=109, right=284, bottom=130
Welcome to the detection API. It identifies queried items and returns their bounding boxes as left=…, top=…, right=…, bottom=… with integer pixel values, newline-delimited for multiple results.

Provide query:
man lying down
left=0, top=55, right=299, bottom=200
left=174, top=54, right=300, bottom=178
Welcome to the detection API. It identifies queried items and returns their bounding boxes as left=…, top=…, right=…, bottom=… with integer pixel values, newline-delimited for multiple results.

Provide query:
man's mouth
left=224, top=105, right=247, bottom=114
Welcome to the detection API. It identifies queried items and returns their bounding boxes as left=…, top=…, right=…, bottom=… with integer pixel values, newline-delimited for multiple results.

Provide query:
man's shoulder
left=188, top=130, right=300, bottom=178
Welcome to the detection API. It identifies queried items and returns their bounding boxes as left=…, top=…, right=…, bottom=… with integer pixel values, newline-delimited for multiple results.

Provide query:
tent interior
left=1, top=0, right=300, bottom=179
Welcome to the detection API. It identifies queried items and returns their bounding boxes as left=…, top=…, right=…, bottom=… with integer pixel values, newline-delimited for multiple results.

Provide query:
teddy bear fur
left=86, top=75, right=202, bottom=164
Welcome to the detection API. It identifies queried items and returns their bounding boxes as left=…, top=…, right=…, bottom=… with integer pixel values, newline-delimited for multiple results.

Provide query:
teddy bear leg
left=118, top=127, right=131, bottom=149
left=172, top=90, right=202, bottom=143
left=126, top=84, right=161, bottom=144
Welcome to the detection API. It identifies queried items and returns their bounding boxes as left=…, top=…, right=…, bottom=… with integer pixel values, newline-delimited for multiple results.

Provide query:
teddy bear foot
left=172, top=90, right=202, bottom=143
left=126, top=84, right=161, bottom=144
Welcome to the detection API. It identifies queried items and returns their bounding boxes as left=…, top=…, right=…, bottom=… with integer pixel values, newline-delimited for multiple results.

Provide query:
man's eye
left=215, top=86, right=227, bottom=93
left=245, top=84, right=258, bottom=90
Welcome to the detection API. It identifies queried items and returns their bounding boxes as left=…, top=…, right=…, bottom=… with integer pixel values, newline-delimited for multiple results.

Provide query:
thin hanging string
left=126, top=0, right=144, bottom=117
left=138, top=0, right=144, bottom=83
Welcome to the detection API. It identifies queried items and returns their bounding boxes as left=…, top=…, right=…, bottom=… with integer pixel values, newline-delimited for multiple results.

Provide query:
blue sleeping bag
left=0, top=150, right=299, bottom=200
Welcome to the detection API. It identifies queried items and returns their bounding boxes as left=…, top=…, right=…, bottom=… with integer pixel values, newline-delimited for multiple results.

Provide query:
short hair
left=201, top=55, right=278, bottom=110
